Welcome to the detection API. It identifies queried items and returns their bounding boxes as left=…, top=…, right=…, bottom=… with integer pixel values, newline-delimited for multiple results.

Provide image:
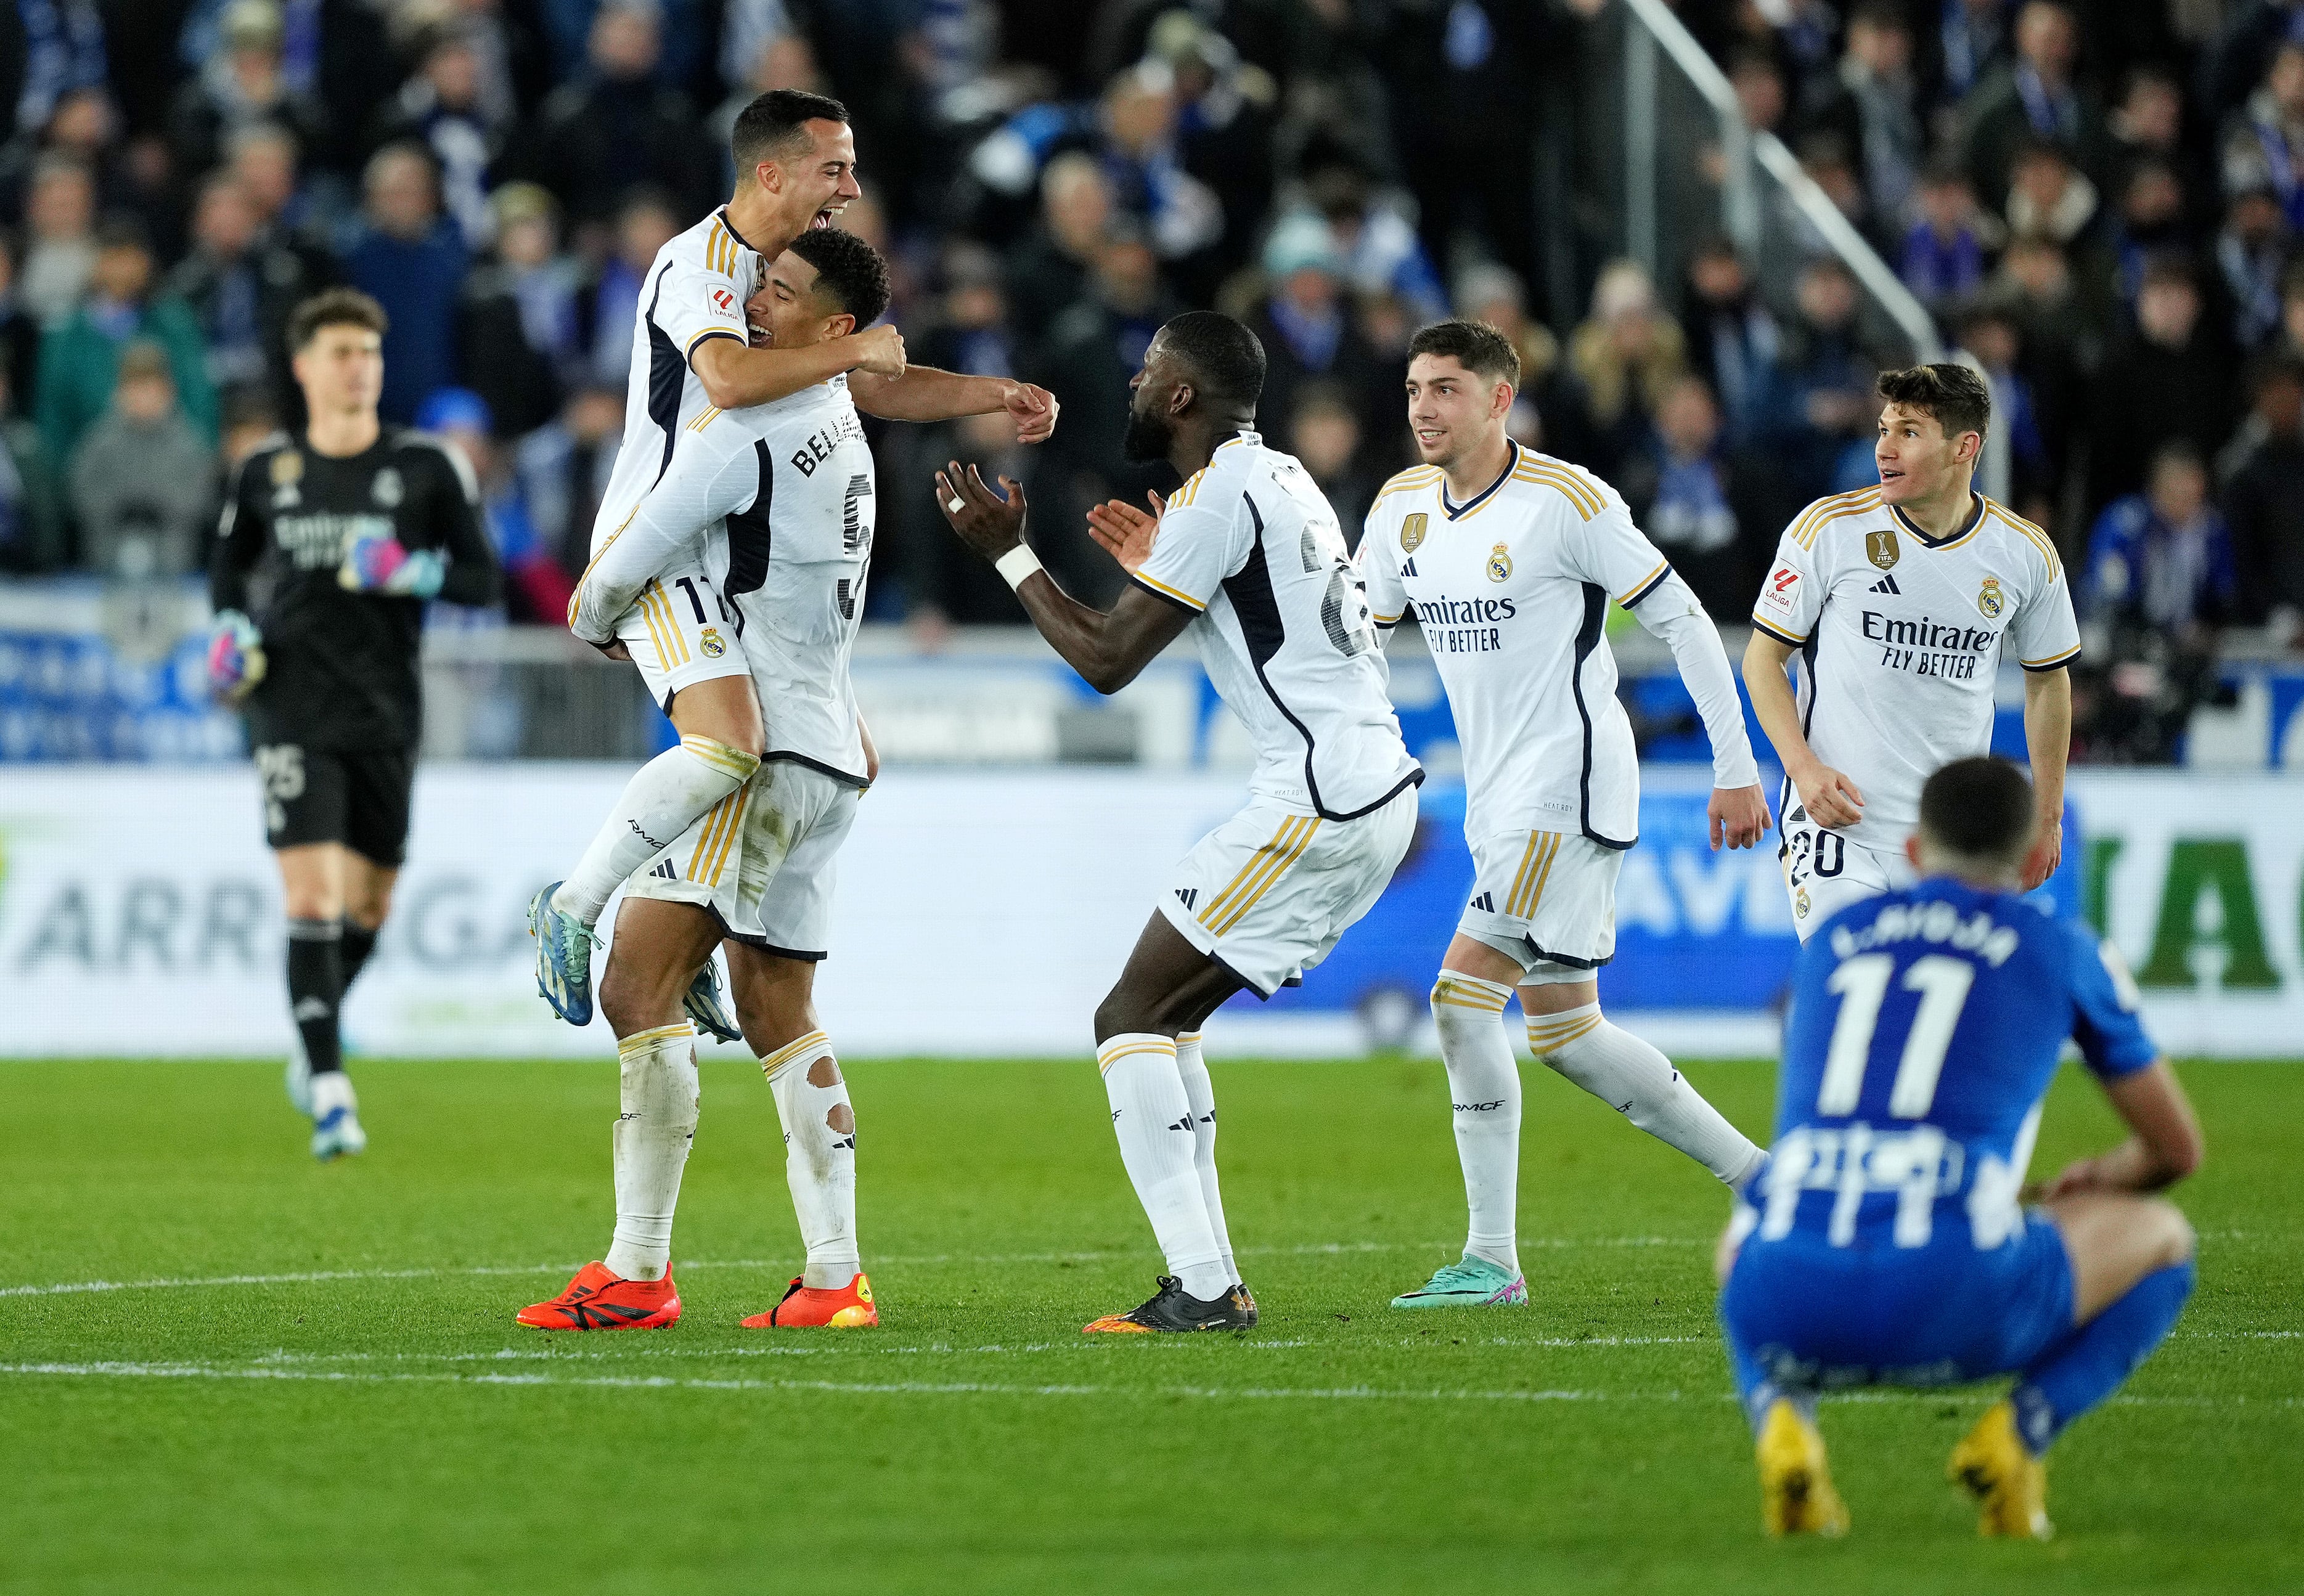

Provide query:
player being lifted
left=1357, top=320, right=1771, bottom=1309
left=527, top=87, right=1055, bottom=1028
left=208, top=288, right=499, bottom=1158
left=938, top=312, right=1423, bottom=1332
left=1718, top=757, right=2200, bottom=1539
left=1744, top=364, right=2078, bottom=937
left=519, top=230, right=935, bottom=1330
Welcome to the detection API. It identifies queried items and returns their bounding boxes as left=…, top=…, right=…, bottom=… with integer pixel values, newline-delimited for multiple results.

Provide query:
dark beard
left=1121, top=405, right=1172, bottom=462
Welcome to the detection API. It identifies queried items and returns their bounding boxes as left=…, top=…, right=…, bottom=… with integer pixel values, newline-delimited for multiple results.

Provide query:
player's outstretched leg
left=1394, top=970, right=1529, bottom=1309
left=1951, top=1193, right=2198, bottom=1539
left=1526, top=992, right=1763, bottom=1186
left=744, top=1027, right=873, bottom=1328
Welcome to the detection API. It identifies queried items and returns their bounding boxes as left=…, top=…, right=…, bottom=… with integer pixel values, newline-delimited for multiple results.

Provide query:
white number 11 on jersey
left=1817, top=953, right=1978, bottom=1118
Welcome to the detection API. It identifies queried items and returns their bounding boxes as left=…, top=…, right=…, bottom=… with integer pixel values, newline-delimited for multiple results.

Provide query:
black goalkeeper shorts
left=252, top=743, right=415, bottom=866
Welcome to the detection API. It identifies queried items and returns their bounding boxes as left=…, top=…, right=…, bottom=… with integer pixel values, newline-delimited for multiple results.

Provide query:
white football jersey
left=1131, top=431, right=1421, bottom=818
left=589, top=206, right=763, bottom=560
left=571, top=376, right=874, bottom=784
left=1359, top=443, right=1751, bottom=845
left=1749, top=486, right=2079, bottom=852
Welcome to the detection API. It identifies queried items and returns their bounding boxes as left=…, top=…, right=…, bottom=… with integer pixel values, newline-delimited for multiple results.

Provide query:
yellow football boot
left=1948, top=1401, right=2053, bottom=1540
left=1755, top=1398, right=1850, bottom=1537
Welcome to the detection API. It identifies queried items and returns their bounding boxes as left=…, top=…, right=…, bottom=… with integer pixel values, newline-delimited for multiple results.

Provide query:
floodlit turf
left=1, top=1055, right=2297, bottom=1595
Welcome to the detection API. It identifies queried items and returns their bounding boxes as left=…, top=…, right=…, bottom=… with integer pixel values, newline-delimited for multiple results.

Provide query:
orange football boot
left=516, top=1261, right=681, bottom=1330
left=741, top=1271, right=878, bottom=1328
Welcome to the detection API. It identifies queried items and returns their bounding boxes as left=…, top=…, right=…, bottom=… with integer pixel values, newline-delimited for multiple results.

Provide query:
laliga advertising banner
left=0, top=766, right=2297, bottom=1058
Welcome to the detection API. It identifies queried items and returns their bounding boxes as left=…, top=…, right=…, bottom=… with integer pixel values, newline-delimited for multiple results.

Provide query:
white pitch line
left=0, top=1360, right=2294, bottom=1412
left=0, top=1238, right=1702, bottom=1301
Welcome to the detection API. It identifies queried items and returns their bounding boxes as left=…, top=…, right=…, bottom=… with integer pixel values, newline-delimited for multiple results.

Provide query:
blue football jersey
left=1749, top=877, right=2158, bottom=1252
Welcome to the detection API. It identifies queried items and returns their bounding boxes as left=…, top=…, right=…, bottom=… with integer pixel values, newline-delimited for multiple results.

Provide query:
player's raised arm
left=852, top=367, right=1060, bottom=444
left=934, top=461, right=1190, bottom=693
left=568, top=435, right=757, bottom=645
left=690, top=324, right=906, bottom=410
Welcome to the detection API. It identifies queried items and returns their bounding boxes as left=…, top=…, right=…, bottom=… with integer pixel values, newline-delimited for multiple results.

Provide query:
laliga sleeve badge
left=1977, top=576, right=2004, bottom=618
left=1399, top=512, right=1427, bottom=552
left=710, top=285, right=737, bottom=317
left=700, top=627, right=726, bottom=659
left=1486, top=542, right=1513, bottom=582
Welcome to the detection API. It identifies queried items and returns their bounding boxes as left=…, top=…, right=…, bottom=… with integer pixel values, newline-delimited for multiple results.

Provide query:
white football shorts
left=1158, top=786, right=1418, bottom=998
left=1780, top=808, right=1913, bottom=942
left=1460, top=828, right=1624, bottom=983
left=621, top=757, right=859, bottom=958
left=615, top=563, right=748, bottom=712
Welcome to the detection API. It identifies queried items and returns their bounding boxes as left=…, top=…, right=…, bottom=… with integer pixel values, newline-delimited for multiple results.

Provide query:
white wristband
left=995, top=545, right=1042, bottom=590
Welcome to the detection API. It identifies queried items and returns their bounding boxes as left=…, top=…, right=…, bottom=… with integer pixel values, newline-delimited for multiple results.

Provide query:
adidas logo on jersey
left=1869, top=574, right=1902, bottom=595
left=1166, top=1115, right=1195, bottom=1133
left=1175, top=887, right=1198, bottom=910
left=650, top=859, right=678, bottom=880
left=1402, top=556, right=1419, bottom=577
left=1470, top=892, right=1495, bottom=911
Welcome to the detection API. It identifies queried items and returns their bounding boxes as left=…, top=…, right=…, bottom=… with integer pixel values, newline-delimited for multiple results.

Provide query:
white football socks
left=1097, top=1033, right=1231, bottom=1302
left=554, top=736, right=760, bottom=926
left=1527, top=1003, right=1762, bottom=1184
left=760, top=1029, right=860, bottom=1289
left=1171, top=1032, right=1238, bottom=1285
left=1431, top=972, right=1522, bottom=1275
left=604, top=1020, right=700, bottom=1283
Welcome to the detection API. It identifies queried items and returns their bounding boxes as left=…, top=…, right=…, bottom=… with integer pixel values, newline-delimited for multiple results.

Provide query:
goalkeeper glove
left=207, top=609, right=267, bottom=701
left=339, top=530, right=446, bottom=598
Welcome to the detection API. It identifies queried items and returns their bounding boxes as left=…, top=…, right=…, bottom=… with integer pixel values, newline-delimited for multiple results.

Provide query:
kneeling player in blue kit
left=1717, top=756, right=2204, bottom=1539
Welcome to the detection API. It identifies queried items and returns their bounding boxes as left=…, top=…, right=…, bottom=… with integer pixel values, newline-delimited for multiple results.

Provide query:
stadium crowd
left=0, top=0, right=2295, bottom=759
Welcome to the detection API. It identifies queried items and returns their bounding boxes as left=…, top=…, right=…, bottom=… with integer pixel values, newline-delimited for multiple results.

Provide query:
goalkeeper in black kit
left=208, top=288, right=499, bottom=1159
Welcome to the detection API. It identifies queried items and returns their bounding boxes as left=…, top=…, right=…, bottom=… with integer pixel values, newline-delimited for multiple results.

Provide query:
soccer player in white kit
left=1357, top=320, right=1773, bottom=1309
left=1742, top=362, right=2078, bottom=940
left=528, top=88, right=1055, bottom=1027
left=937, top=312, right=1423, bottom=1332
left=518, top=230, right=904, bottom=1332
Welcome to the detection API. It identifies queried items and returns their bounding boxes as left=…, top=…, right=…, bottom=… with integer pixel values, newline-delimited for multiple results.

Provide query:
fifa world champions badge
left=1866, top=528, right=1900, bottom=570
left=1978, top=576, right=2004, bottom=618
left=1487, top=542, right=1513, bottom=582
left=1400, top=512, right=1427, bottom=552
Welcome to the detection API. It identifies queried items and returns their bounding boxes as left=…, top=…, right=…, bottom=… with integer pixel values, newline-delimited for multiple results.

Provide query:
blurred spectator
left=227, top=120, right=328, bottom=248
left=1755, top=256, right=1884, bottom=503
left=168, top=0, right=329, bottom=184
left=2221, top=355, right=2304, bottom=637
left=1097, top=61, right=1223, bottom=272
left=513, top=382, right=622, bottom=573
left=1816, top=3, right=1926, bottom=231
left=539, top=0, right=707, bottom=92
left=218, top=383, right=280, bottom=468
left=68, top=338, right=214, bottom=579
left=35, top=216, right=214, bottom=466
left=1147, top=9, right=1277, bottom=280
left=2280, top=260, right=2304, bottom=358
left=1678, top=237, right=1779, bottom=445
left=1958, top=299, right=2051, bottom=506
left=0, top=232, right=43, bottom=398
left=459, top=182, right=578, bottom=437
left=1453, top=262, right=1559, bottom=449
left=2224, top=39, right=2304, bottom=235
left=2078, top=442, right=2235, bottom=761
left=343, top=142, right=467, bottom=423
left=1288, top=380, right=1376, bottom=543
left=419, top=385, right=572, bottom=623
left=1299, top=158, right=1446, bottom=326
left=2109, top=65, right=2206, bottom=226
left=1962, top=1, right=2107, bottom=205
left=1728, top=46, right=1790, bottom=142
left=1932, top=0, right=2014, bottom=108
left=19, top=152, right=96, bottom=323
left=583, top=187, right=676, bottom=390
left=165, top=170, right=319, bottom=405
left=1564, top=258, right=1686, bottom=480
left=520, top=0, right=717, bottom=228
left=1003, top=153, right=1112, bottom=362
left=1247, top=211, right=1389, bottom=453
left=14, top=0, right=108, bottom=141
left=369, top=22, right=507, bottom=252
left=2212, top=184, right=2292, bottom=350
left=2005, top=138, right=2102, bottom=252
left=2089, top=255, right=2239, bottom=518
left=0, top=364, right=63, bottom=572
left=1620, top=374, right=1763, bottom=619
left=2110, top=159, right=2194, bottom=310
left=1902, top=163, right=1993, bottom=307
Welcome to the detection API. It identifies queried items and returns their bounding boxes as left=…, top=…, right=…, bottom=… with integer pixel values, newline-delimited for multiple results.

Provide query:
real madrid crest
left=1865, top=527, right=1900, bottom=570
left=700, top=627, right=726, bottom=659
left=1977, top=576, right=2004, bottom=619
left=372, top=466, right=404, bottom=509
left=1400, top=512, right=1427, bottom=553
left=1486, top=542, right=1513, bottom=582
left=1795, top=886, right=1811, bottom=918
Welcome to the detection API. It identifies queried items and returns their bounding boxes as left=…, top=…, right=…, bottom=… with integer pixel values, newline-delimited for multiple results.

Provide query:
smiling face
left=1874, top=401, right=1977, bottom=504
left=759, top=120, right=860, bottom=233
left=1404, top=353, right=1513, bottom=472
left=746, top=250, right=852, bottom=350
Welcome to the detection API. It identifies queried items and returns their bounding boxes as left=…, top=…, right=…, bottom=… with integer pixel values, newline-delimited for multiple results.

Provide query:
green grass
left=1, top=1056, right=2297, bottom=1595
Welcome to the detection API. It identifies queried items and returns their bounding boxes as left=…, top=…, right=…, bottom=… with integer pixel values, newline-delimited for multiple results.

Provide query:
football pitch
left=2, top=1055, right=2297, bottom=1595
